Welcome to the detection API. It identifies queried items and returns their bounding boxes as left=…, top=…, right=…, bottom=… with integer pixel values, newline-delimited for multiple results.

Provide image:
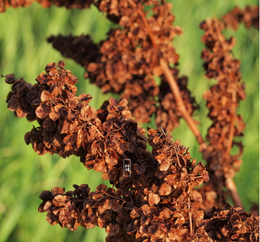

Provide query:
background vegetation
left=0, top=0, right=258, bottom=241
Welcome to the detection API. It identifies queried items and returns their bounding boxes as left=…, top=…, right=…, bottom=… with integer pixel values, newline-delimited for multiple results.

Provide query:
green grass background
left=0, top=1, right=258, bottom=241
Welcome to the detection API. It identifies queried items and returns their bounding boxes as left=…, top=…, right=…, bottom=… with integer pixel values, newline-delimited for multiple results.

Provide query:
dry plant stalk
left=2, top=1, right=259, bottom=241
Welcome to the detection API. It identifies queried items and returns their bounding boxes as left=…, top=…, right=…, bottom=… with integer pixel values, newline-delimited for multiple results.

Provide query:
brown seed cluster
left=38, top=126, right=211, bottom=241
left=48, top=0, right=198, bottom=131
left=5, top=61, right=259, bottom=241
left=7, top=61, right=96, bottom=158
left=199, top=18, right=247, bottom=209
left=222, top=5, right=259, bottom=30
left=6, top=62, right=149, bottom=189
left=3, top=0, right=259, bottom=240
left=0, top=0, right=93, bottom=12
left=38, top=184, right=259, bottom=241
left=204, top=204, right=259, bottom=242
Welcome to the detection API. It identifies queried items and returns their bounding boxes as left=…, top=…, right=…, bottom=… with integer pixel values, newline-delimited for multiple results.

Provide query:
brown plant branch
left=128, top=0, right=157, bottom=47
left=160, top=58, right=204, bottom=145
left=226, top=178, right=243, bottom=208
left=226, top=91, right=236, bottom=156
left=188, top=196, right=193, bottom=236
left=137, top=8, right=157, bottom=48
left=224, top=92, right=243, bottom=209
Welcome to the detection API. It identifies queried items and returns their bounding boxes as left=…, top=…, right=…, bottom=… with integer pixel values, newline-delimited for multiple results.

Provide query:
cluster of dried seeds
left=5, top=61, right=259, bottom=241
left=204, top=204, right=259, bottom=241
left=48, top=0, right=198, bottom=131
left=6, top=61, right=96, bottom=157
left=199, top=16, right=249, bottom=210
left=222, top=5, right=259, bottom=30
left=3, top=0, right=260, bottom=240
left=6, top=62, right=149, bottom=189
left=37, top=116, right=210, bottom=241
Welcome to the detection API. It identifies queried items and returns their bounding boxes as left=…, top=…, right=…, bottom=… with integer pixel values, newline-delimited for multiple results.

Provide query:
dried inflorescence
left=222, top=5, right=259, bottom=30
left=0, top=0, right=94, bottom=12
left=5, top=63, right=210, bottom=240
left=48, top=0, right=198, bottom=130
left=5, top=61, right=259, bottom=241
left=6, top=62, right=149, bottom=189
left=37, top=125, right=211, bottom=241
left=6, top=61, right=95, bottom=158
left=3, top=0, right=259, bottom=240
left=37, top=184, right=260, bottom=241
left=204, top=204, right=259, bottom=242
left=199, top=17, right=249, bottom=210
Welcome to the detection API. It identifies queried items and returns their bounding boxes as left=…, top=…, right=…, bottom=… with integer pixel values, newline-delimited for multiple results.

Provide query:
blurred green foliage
left=0, top=1, right=258, bottom=241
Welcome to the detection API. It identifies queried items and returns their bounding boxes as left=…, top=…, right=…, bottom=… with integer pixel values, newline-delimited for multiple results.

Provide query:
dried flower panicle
left=5, top=61, right=259, bottom=241
left=6, top=62, right=149, bottom=189
left=38, top=183, right=259, bottom=241
left=48, top=0, right=198, bottom=130
left=37, top=127, right=212, bottom=241
left=6, top=61, right=98, bottom=158
left=47, top=34, right=100, bottom=73
left=37, top=131, right=258, bottom=241
left=199, top=17, right=248, bottom=210
left=204, top=204, right=259, bottom=242
left=222, top=5, right=259, bottom=30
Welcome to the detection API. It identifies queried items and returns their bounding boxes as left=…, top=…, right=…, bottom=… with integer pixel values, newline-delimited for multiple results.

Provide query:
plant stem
left=160, top=59, right=204, bottom=144
left=226, top=177, right=243, bottom=208
left=188, top=196, right=193, bottom=236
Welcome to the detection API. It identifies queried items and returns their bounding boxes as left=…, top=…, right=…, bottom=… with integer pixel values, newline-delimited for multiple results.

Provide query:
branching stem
left=160, top=59, right=204, bottom=145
